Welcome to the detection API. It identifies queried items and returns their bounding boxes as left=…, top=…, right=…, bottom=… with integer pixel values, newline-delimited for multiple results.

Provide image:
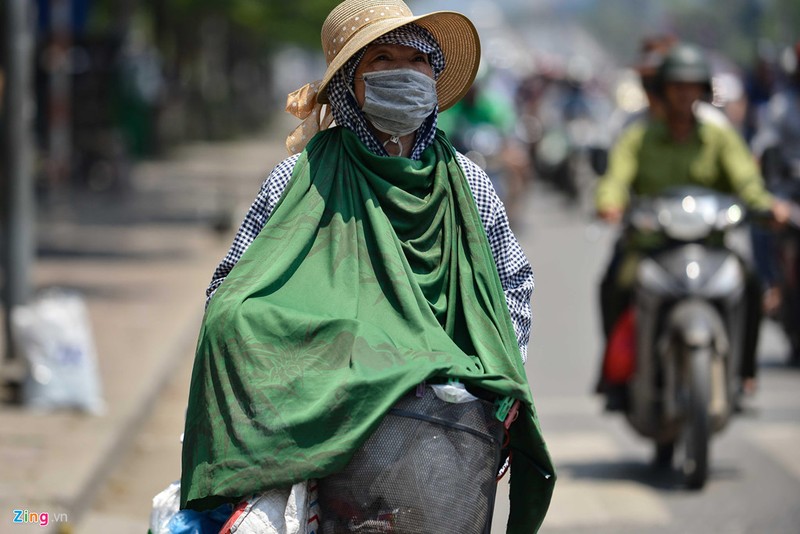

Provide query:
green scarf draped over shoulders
left=181, top=127, right=554, bottom=531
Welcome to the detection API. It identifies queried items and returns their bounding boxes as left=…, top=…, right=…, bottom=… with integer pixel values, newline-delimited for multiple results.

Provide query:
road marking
left=544, top=480, right=671, bottom=529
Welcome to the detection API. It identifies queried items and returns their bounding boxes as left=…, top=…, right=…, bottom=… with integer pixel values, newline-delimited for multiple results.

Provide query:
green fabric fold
left=180, top=127, right=554, bottom=531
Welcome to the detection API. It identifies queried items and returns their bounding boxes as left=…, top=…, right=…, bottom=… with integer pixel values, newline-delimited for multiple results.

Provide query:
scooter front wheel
left=679, top=346, right=712, bottom=489
left=653, top=441, right=674, bottom=469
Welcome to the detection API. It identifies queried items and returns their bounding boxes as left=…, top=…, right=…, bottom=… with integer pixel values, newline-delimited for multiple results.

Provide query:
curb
left=62, top=308, right=203, bottom=532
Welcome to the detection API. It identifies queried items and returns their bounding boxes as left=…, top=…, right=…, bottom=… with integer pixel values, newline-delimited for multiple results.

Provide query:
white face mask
left=358, top=68, right=438, bottom=137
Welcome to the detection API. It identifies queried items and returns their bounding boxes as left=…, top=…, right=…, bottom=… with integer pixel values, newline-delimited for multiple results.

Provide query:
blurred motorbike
left=532, top=123, right=579, bottom=200
left=532, top=111, right=601, bottom=211
left=606, top=186, right=765, bottom=489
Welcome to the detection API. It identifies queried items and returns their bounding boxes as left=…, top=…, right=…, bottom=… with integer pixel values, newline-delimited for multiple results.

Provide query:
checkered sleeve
left=205, top=154, right=300, bottom=304
left=456, top=153, right=534, bottom=364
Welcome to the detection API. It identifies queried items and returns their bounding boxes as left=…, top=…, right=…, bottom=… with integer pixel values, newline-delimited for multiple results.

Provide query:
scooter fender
left=657, top=299, right=730, bottom=424
left=660, top=299, right=729, bottom=353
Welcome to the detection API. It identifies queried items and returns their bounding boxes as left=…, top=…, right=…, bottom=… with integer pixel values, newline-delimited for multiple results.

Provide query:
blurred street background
left=1, top=0, right=799, bottom=532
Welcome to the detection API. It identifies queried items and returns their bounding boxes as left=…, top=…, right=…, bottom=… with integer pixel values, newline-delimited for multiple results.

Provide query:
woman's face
left=353, top=43, right=434, bottom=107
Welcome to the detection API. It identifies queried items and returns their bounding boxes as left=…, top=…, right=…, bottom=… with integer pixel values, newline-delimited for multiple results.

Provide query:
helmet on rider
left=656, top=43, right=712, bottom=95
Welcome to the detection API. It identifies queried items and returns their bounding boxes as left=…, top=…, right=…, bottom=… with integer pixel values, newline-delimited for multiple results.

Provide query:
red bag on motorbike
left=602, top=306, right=636, bottom=385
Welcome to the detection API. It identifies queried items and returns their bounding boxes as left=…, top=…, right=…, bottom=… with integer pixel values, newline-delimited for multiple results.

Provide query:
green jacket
left=596, top=118, right=773, bottom=212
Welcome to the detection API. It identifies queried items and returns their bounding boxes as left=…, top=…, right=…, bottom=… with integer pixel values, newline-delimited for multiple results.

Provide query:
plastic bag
left=156, top=480, right=315, bottom=534
left=151, top=480, right=233, bottom=534
left=430, top=380, right=479, bottom=403
left=11, top=289, right=105, bottom=413
left=167, top=504, right=233, bottom=534
left=602, top=306, right=637, bottom=385
left=150, top=481, right=181, bottom=534
left=219, top=482, right=310, bottom=534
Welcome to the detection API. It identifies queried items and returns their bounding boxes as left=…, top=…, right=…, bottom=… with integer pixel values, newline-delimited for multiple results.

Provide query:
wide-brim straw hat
left=317, top=0, right=481, bottom=112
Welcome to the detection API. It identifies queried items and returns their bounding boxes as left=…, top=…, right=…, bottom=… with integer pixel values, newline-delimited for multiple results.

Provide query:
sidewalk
left=0, top=121, right=291, bottom=533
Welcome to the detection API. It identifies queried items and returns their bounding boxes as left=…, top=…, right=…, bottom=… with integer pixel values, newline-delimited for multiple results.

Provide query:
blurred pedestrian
left=743, top=43, right=778, bottom=144
left=179, top=0, right=554, bottom=532
left=750, top=40, right=800, bottom=318
left=751, top=40, right=800, bottom=181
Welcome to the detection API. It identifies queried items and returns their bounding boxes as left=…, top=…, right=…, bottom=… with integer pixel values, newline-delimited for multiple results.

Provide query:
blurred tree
left=127, top=0, right=335, bottom=50
left=75, top=0, right=337, bottom=149
left=759, top=0, right=800, bottom=46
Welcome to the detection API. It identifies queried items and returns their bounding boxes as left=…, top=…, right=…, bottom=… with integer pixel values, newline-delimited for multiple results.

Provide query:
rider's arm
left=717, top=126, right=773, bottom=211
left=595, top=123, right=645, bottom=217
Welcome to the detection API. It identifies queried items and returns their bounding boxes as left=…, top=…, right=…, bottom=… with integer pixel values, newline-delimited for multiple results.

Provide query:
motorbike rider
left=595, top=43, right=791, bottom=408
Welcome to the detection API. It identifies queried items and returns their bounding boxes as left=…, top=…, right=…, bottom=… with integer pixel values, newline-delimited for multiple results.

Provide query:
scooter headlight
left=715, top=204, right=744, bottom=230
left=659, top=194, right=718, bottom=241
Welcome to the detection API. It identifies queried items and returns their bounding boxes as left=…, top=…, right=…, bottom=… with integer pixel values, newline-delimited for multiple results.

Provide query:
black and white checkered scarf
left=327, top=23, right=445, bottom=160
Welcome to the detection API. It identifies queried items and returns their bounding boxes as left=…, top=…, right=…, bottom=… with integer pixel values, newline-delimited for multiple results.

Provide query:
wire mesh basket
left=318, top=386, right=505, bottom=533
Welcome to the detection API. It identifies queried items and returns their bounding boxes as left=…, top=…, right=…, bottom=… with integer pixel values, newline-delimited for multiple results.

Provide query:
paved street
left=76, top=173, right=800, bottom=533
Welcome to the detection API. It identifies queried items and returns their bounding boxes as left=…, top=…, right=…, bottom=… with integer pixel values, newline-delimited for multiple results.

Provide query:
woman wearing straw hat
left=180, top=1, right=554, bottom=532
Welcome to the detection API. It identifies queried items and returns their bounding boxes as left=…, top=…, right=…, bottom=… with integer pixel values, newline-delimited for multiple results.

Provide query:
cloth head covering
left=326, top=24, right=444, bottom=160
left=285, top=0, right=480, bottom=155
left=286, top=23, right=444, bottom=158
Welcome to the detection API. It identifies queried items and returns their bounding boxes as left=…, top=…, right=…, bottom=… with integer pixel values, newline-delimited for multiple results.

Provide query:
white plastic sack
left=150, top=480, right=181, bottom=534
left=11, top=289, right=105, bottom=413
left=223, top=482, right=311, bottom=534
left=154, top=480, right=316, bottom=534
